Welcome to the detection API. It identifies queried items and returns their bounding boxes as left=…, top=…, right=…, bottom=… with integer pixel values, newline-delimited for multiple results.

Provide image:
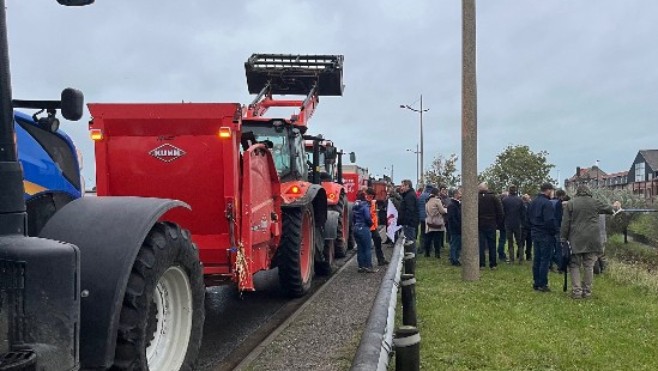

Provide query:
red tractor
left=85, top=54, right=343, bottom=368
left=304, top=136, right=352, bottom=259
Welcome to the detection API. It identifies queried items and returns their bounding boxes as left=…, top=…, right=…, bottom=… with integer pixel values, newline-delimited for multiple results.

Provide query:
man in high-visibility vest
left=367, top=187, right=389, bottom=266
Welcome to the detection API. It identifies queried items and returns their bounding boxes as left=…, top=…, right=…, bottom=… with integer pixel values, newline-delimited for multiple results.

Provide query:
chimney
left=576, top=166, right=581, bottom=177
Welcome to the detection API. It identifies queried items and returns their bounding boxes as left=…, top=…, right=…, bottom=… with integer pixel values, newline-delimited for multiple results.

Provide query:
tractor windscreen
left=242, top=124, right=291, bottom=176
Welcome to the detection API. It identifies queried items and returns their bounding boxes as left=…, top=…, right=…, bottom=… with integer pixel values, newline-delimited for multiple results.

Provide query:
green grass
left=413, top=255, right=658, bottom=370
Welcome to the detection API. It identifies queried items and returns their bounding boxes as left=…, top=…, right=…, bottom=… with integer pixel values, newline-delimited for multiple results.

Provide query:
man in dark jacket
left=502, top=185, right=524, bottom=263
left=478, top=182, right=504, bottom=269
left=447, top=187, right=462, bottom=266
left=528, top=182, right=556, bottom=292
left=396, top=179, right=419, bottom=252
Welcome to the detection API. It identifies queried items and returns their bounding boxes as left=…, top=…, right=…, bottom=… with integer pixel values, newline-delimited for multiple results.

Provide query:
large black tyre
left=331, top=194, right=349, bottom=258
left=278, top=205, right=315, bottom=297
left=111, top=222, right=205, bottom=371
left=315, top=238, right=335, bottom=276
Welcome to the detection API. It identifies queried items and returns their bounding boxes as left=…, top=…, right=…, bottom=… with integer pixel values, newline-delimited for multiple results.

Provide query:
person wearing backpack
left=560, top=185, right=615, bottom=299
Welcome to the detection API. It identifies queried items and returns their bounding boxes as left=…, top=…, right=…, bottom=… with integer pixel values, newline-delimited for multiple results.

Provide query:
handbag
left=426, top=214, right=444, bottom=229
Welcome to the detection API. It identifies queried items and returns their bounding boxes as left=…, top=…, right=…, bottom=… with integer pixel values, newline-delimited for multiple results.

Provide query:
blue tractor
left=1, top=1, right=206, bottom=370
left=15, top=109, right=83, bottom=236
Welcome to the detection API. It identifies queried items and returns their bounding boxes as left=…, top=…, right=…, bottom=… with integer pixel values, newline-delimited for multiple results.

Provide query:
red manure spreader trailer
left=87, top=54, right=344, bottom=368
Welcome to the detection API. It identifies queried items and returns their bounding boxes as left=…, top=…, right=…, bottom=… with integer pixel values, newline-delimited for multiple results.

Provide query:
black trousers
left=424, top=230, right=444, bottom=257
left=419, top=221, right=426, bottom=247
left=371, top=230, right=385, bottom=263
left=521, top=228, right=532, bottom=259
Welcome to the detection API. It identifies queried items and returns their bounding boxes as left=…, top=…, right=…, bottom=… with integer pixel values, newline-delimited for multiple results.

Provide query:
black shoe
left=536, top=286, right=551, bottom=292
left=358, top=267, right=365, bottom=273
left=363, top=267, right=379, bottom=273
left=378, top=260, right=389, bottom=266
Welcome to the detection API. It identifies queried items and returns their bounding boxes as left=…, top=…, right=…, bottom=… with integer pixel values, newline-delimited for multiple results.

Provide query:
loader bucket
left=245, top=53, right=344, bottom=96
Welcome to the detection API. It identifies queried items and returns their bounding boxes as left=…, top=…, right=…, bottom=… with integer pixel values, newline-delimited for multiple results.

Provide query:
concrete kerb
left=350, top=236, right=405, bottom=371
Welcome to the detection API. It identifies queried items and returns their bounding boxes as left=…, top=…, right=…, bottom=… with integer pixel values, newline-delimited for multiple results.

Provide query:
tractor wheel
left=331, top=194, right=349, bottom=258
left=278, top=205, right=315, bottom=297
left=111, top=222, right=205, bottom=371
left=316, top=238, right=335, bottom=276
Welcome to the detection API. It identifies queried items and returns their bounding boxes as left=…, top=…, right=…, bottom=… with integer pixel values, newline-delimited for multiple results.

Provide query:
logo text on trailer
left=149, top=144, right=186, bottom=163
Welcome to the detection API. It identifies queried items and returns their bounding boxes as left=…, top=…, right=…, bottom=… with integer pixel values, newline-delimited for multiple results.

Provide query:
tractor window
left=293, top=134, right=308, bottom=180
left=241, top=124, right=292, bottom=176
left=270, top=137, right=291, bottom=174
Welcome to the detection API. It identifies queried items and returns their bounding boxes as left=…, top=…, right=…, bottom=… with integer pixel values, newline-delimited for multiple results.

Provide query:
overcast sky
left=8, top=1, right=658, bottom=189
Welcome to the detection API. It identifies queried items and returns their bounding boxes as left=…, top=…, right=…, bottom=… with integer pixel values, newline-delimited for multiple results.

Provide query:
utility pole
left=419, top=95, right=424, bottom=184
left=406, top=145, right=420, bottom=186
left=462, top=0, right=479, bottom=281
left=401, top=96, right=429, bottom=186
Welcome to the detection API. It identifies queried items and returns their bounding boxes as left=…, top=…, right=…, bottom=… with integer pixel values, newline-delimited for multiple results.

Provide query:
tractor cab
left=243, top=54, right=343, bottom=184
left=241, top=119, right=308, bottom=182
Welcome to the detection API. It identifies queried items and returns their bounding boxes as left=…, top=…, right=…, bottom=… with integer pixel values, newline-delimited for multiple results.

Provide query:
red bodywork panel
left=342, top=165, right=369, bottom=202
left=88, top=103, right=282, bottom=291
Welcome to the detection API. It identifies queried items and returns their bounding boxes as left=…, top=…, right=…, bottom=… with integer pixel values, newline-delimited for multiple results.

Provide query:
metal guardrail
left=350, top=236, right=405, bottom=371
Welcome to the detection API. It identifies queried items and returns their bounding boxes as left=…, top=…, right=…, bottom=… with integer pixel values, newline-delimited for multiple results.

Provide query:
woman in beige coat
left=424, top=188, right=448, bottom=258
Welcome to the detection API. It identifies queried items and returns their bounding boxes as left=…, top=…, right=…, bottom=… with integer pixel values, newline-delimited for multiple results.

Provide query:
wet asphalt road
left=196, top=252, right=355, bottom=371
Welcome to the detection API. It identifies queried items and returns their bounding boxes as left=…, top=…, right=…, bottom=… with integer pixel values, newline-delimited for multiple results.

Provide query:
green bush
left=607, top=234, right=658, bottom=272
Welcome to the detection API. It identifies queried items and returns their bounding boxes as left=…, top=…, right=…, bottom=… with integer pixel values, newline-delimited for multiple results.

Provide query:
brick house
left=564, top=165, right=610, bottom=191
left=565, top=150, right=658, bottom=198
left=628, top=150, right=658, bottom=198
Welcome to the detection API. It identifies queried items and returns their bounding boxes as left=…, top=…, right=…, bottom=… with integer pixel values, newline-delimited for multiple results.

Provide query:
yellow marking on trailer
left=23, top=180, right=47, bottom=196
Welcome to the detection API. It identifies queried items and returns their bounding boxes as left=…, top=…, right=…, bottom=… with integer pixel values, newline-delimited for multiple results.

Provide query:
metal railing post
left=393, top=326, right=420, bottom=371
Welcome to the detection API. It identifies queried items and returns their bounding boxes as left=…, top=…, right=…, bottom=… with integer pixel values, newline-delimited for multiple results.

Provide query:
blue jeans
left=354, top=226, right=373, bottom=268
left=497, top=228, right=507, bottom=260
left=532, top=234, right=555, bottom=288
left=479, top=228, right=497, bottom=268
left=450, top=234, right=462, bottom=264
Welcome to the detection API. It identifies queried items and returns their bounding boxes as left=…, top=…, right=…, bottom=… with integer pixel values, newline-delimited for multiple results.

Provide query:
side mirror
left=349, top=152, right=356, bottom=164
left=57, top=0, right=95, bottom=5
left=60, top=88, right=84, bottom=121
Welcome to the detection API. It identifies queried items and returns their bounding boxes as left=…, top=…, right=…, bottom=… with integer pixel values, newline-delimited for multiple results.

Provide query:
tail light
left=218, top=127, right=232, bottom=139
left=89, top=129, right=103, bottom=141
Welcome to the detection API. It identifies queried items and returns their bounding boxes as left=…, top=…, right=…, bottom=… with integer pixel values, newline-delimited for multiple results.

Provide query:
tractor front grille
left=0, top=260, right=26, bottom=354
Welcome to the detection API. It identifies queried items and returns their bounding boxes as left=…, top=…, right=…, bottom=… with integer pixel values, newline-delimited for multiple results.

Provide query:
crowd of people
left=351, top=178, right=621, bottom=299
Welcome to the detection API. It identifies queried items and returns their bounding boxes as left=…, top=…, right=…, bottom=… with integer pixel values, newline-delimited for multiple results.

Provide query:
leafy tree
left=423, top=153, right=461, bottom=188
left=479, top=145, right=555, bottom=195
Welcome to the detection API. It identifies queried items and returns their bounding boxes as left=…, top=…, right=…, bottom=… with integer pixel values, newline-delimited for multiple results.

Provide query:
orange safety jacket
left=370, top=200, right=378, bottom=231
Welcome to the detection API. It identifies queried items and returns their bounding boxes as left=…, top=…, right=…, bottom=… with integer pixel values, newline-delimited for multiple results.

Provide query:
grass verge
left=414, top=255, right=658, bottom=370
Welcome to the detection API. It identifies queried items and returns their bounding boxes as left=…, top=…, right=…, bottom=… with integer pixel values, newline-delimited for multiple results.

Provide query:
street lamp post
left=401, top=95, right=429, bottom=184
left=406, top=145, right=420, bottom=186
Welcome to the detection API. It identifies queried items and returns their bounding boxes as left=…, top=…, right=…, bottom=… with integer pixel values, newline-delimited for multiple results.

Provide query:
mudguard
left=283, top=184, right=328, bottom=227
left=38, top=196, right=189, bottom=369
left=324, top=209, right=339, bottom=240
